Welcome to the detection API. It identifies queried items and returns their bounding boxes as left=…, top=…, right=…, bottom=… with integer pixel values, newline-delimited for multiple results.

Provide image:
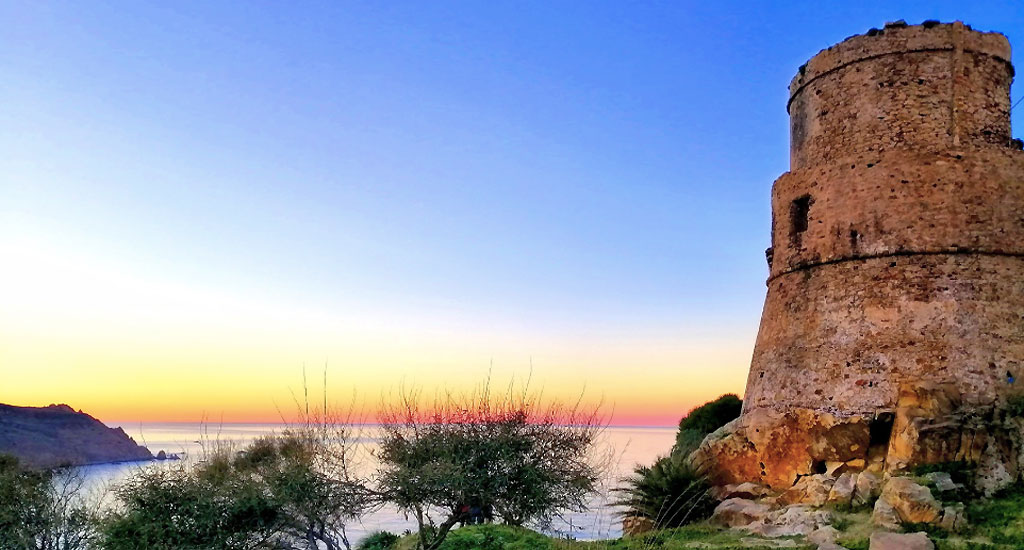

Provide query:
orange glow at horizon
left=1, top=236, right=754, bottom=427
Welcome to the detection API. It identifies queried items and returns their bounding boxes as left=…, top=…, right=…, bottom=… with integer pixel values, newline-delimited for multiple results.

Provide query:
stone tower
left=696, top=21, right=1024, bottom=491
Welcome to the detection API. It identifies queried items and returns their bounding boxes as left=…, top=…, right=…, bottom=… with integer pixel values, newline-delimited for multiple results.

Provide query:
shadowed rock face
left=0, top=403, right=152, bottom=469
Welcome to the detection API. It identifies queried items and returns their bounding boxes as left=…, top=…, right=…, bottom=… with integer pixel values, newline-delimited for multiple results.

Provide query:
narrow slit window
left=790, top=195, right=811, bottom=240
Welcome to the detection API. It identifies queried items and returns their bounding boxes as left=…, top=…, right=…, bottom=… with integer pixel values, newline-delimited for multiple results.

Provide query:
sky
left=1, top=1, right=1022, bottom=426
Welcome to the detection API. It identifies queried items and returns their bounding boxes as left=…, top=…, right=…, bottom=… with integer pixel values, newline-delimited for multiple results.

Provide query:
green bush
left=376, top=383, right=604, bottom=550
left=673, top=395, right=742, bottom=457
left=358, top=530, right=401, bottom=550
left=431, top=525, right=554, bottom=550
left=101, top=429, right=371, bottom=550
left=613, top=453, right=715, bottom=529
left=1006, top=395, right=1024, bottom=417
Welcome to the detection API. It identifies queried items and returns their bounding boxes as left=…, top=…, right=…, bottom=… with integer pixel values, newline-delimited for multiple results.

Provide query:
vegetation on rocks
left=671, top=394, right=742, bottom=457
left=613, top=453, right=714, bottom=529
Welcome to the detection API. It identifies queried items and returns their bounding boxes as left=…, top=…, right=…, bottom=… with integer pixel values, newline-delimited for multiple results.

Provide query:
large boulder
left=854, top=471, right=881, bottom=506
left=869, top=532, right=934, bottom=550
left=714, top=481, right=772, bottom=500
left=745, top=505, right=832, bottom=537
left=807, top=526, right=840, bottom=545
left=939, top=503, right=966, bottom=533
left=871, top=496, right=901, bottom=530
left=882, top=477, right=942, bottom=524
left=709, top=498, right=771, bottom=528
left=827, top=473, right=857, bottom=505
left=697, top=383, right=1024, bottom=495
left=779, top=475, right=835, bottom=506
left=691, top=407, right=870, bottom=489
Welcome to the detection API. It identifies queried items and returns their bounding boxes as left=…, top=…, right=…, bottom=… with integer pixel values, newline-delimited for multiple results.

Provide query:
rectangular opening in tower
left=790, top=194, right=811, bottom=243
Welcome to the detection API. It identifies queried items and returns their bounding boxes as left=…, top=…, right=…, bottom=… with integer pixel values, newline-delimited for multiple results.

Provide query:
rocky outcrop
left=691, top=407, right=870, bottom=489
left=694, top=382, right=1024, bottom=495
left=0, top=403, right=152, bottom=469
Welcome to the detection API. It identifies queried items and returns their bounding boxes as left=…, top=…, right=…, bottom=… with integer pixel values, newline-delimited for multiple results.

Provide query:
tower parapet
left=788, top=21, right=1012, bottom=170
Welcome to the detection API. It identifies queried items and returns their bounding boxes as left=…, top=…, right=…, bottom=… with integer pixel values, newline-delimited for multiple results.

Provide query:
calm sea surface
left=78, top=423, right=676, bottom=544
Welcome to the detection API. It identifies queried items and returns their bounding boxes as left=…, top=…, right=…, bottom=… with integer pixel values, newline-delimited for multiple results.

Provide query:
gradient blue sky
left=2, top=1, right=1022, bottom=424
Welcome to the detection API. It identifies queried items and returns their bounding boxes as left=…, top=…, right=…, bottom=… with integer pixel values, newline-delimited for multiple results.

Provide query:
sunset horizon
left=3, top=1, right=1020, bottom=429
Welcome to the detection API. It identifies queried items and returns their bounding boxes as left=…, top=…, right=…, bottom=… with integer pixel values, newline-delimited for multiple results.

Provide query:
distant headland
left=0, top=402, right=153, bottom=469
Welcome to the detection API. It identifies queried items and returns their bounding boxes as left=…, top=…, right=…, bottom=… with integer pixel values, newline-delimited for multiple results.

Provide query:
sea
left=77, top=423, right=677, bottom=545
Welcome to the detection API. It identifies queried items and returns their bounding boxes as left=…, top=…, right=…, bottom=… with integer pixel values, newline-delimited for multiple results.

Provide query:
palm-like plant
left=613, top=453, right=715, bottom=530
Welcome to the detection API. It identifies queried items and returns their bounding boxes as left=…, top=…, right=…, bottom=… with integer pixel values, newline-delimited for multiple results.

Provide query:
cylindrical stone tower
left=745, top=20, right=1022, bottom=415
left=697, top=22, right=1024, bottom=490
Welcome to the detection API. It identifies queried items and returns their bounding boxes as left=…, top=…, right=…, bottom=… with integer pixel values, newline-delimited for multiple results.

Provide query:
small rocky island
left=0, top=403, right=152, bottom=469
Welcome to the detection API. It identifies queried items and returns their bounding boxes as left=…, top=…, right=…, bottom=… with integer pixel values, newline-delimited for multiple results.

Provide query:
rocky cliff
left=0, top=403, right=152, bottom=469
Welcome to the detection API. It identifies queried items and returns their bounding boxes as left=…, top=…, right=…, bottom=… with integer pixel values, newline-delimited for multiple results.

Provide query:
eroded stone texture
left=869, top=531, right=934, bottom=550
left=700, top=21, right=1024, bottom=492
left=789, top=22, right=1011, bottom=170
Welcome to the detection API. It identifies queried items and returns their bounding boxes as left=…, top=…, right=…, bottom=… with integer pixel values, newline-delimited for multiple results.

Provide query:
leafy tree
left=375, top=383, right=606, bottom=550
left=0, top=454, right=95, bottom=550
left=100, top=455, right=281, bottom=550
left=613, top=453, right=714, bottom=529
left=672, top=394, right=742, bottom=457
left=101, top=419, right=372, bottom=550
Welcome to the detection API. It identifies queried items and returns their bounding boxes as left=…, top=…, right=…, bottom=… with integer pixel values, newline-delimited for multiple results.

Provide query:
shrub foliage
left=376, top=382, right=606, bottom=550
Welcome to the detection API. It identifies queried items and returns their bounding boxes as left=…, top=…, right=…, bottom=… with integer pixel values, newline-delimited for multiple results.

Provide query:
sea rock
left=871, top=496, right=901, bottom=530
left=827, top=473, right=857, bottom=505
left=710, top=498, right=771, bottom=528
left=869, top=531, right=934, bottom=550
left=882, top=477, right=941, bottom=524
left=778, top=474, right=835, bottom=506
left=854, top=471, right=881, bottom=506
left=0, top=403, right=153, bottom=469
left=156, top=450, right=167, bottom=460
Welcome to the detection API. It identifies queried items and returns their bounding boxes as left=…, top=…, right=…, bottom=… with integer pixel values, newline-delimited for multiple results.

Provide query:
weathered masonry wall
left=788, top=22, right=1013, bottom=170
left=743, top=21, right=1024, bottom=417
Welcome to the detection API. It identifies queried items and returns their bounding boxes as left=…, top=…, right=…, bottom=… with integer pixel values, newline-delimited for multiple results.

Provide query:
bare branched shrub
left=375, top=379, right=607, bottom=550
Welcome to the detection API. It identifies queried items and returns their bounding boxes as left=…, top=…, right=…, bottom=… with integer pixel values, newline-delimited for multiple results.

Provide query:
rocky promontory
left=0, top=403, right=152, bottom=469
